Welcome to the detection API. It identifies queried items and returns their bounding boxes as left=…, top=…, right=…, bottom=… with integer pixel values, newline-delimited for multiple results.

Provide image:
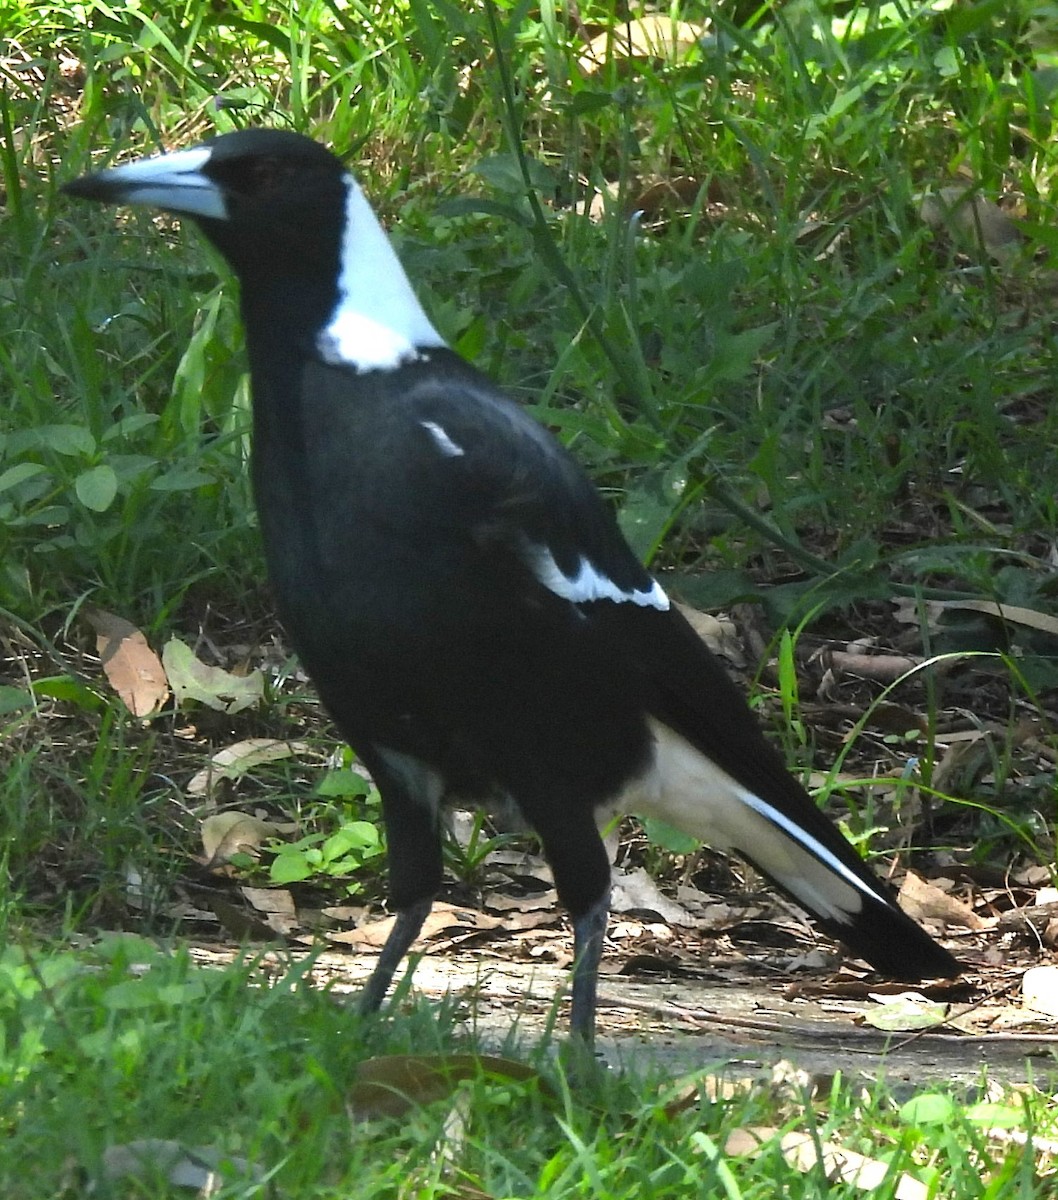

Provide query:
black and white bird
left=65, top=129, right=959, bottom=1042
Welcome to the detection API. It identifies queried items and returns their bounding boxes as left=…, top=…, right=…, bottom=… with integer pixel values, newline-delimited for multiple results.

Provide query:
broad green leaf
left=269, top=852, right=314, bottom=885
left=641, top=817, right=698, bottom=855
left=36, top=424, right=96, bottom=456
left=899, top=1092, right=956, bottom=1126
left=0, top=462, right=47, bottom=495
left=150, top=466, right=216, bottom=492
left=323, top=822, right=380, bottom=860
left=471, top=153, right=554, bottom=196
left=31, top=676, right=105, bottom=711
left=316, top=768, right=373, bottom=799
left=0, top=685, right=32, bottom=715
left=74, top=464, right=118, bottom=512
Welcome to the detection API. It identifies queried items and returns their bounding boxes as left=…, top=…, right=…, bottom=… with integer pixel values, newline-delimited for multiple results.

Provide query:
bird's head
left=64, top=128, right=444, bottom=371
left=64, top=128, right=348, bottom=283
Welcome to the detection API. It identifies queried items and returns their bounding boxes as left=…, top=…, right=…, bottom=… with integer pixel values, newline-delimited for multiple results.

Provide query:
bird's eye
left=251, top=157, right=284, bottom=188
left=214, top=155, right=291, bottom=199
left=243, top=156, right=287, bottom=194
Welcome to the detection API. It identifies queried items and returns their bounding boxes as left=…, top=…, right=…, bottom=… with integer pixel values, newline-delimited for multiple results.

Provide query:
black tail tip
left=830, top=898, right=962, bottom=981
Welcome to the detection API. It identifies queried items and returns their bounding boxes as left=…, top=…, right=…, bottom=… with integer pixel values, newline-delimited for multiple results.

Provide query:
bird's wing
left=400, top=365, right=957, bottom=979
left=399, top=363, right=667, bottom=605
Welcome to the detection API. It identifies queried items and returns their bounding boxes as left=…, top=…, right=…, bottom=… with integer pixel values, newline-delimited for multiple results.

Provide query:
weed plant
left=1, top=9, right=1057, bottom=1181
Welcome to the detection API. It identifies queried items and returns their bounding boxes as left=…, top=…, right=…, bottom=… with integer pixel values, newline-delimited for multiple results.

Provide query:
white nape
left=317, top=177, right=446, bottom=372
left=619, top=719, right=878, bottom=924
left=421, top=421, right=466, bottom=458
left=527, top=544, right=670, bottom=611
left=100, top=148, right=227, bottom=221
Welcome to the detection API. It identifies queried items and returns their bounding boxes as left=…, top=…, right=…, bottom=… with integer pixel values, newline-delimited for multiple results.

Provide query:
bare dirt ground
left=191, top=942, right=1058, bottom=1092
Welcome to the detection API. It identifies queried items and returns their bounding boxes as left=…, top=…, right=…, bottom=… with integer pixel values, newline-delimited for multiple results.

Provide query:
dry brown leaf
left=241, top=886, right=296, bottom=917
left=896, top=595, right=1058, bottom=639
left=662, top=1075, right=754, bottom=1119
left=676, top=602, right=747, bottom=667
left=210, top=897, right=285, bottom=943
left=918, top=186, right=1021, bottom=262
left=725, top=1126, right=929, bottom=1200
left=482, top=890, right=558, bottom=914
left=351, top=1053, right=545, bottom=1120
left=998, top=901, right=1058, bottom=941
left=611, top=866, right=698, bottom=925
left=86, top=608, right=169, bottom=717
left=939, top=598, right=1058, bottom=637
left=332, top=903, right=502, bottom=949
left=579, top=17, right=705, bottom=73
left=898, top=871, right=985, bottom=931
left=188, top=737, right=309, bottom=798
left=631, top=175, right=710, bottom=221
left=781, top=1130, right=930, bottom=1199
left=200, top=811, right=281, bottom=864
left=500, top=909, right=561, bottom=932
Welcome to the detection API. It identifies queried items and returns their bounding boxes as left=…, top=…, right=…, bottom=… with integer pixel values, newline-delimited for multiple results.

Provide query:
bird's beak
left=63, top=146, right=228, bottom=221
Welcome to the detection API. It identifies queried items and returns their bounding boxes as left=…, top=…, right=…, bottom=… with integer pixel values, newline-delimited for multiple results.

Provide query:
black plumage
left=65, top=129, right=959, bottom=1043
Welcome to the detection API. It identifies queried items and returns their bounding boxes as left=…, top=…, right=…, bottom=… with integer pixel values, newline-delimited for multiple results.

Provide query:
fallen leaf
left=611, top=867, right=698, bottom=925
left=899, top=871, right=984, bottom=930
left=85, top=608, right=169, bottom=717
left=482, top=889, right=558, bottom=913
left=200, top=811, right=281, bottom=863
left=676, top=602, right=747, bottom=666
left=210, top=897, right=285, bottom=943
left=351, top=1054, right=545, bottom=1120
left=862, top=991, right=949, bottom=1032
left=241, top=886, right=296, bottom=917
left=780, top=1129, right=930, bottom=1199
left=162, top=637, right=265, bottom=713
left=661, top=1074, right=754, bottom=1119
left=1022, top=966, right=1058, bottom=1019
left=99, top=1139, right=258, bottom=1193
left=725, top=1126, right=930, bottom=1200
left=579, top=16, right=705, bottom=72
left=332, top=903, right=502, bottom=949
left=917, top=185, right=1021, bottom=263
left=939, top=598, right=1058, bottom=637
left=630, top=176, right=711, bottom=221
left=188, top=737, right=309, bottom=798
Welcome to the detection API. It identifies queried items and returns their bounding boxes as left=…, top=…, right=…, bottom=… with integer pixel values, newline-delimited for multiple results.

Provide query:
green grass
left=3, top=1, right=1058, bottom=1189
left=2, top=937, right=1056, bottom=1197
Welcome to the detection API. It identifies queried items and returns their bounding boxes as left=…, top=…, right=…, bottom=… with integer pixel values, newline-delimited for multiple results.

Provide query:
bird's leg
left=359, top=896, right=434, bottom=1014
left=569, top=889, right=610, bottom=1045
left=357, top=749, right=444, bottom=1016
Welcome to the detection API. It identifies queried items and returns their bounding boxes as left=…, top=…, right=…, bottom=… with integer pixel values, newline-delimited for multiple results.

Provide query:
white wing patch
left=317, top=177, right=446, bottom=372
left=420, top=420, right=465, bottom=458
left=527, top=544, right=669, bottom=610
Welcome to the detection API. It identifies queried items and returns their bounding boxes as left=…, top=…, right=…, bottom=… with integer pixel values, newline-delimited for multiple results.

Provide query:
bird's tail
left=625, top=718, right=959, bottom=980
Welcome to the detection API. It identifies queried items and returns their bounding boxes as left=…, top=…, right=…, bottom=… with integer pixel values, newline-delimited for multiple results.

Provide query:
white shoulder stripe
left=527, top=544, right=669, bottom=611
left=420, top=420, right=465, bottom=458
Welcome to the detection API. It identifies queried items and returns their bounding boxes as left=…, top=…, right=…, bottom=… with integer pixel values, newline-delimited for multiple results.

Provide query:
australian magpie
left=65, top=129, right=959, bottom=1042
